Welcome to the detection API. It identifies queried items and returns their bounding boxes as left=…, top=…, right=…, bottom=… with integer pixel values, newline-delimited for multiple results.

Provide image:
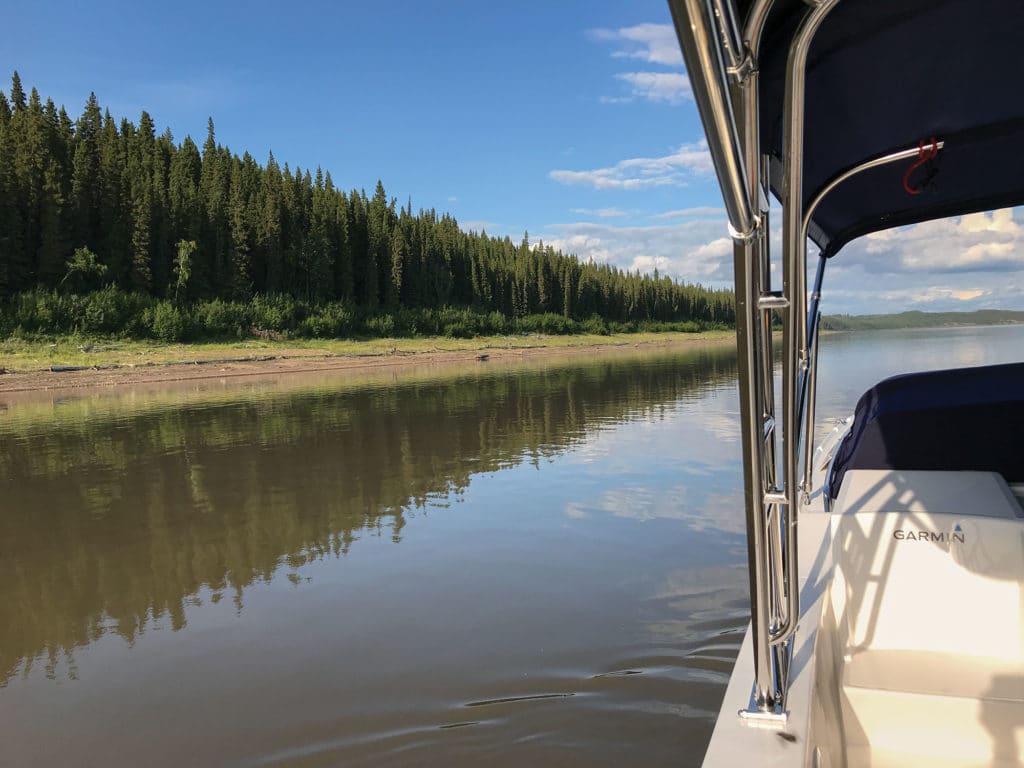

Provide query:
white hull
left=704, top=434, right=1024, bottom=767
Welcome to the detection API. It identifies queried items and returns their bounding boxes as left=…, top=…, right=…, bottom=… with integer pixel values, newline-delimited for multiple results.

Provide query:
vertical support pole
left=733, top=5, right=778, bottom=711
left=668, top=0, right=757, bottom=236
left=802, top=309, right=823, bottom=499
left=801, top=255, right=827, bottom=498
left=730, top=232, right=776, bottom=712
left=668, top=0, right=774, bottom=713
left=775, top=0, right=840, bottom=650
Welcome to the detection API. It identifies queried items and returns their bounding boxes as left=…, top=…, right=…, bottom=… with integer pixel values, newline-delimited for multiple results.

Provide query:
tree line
left=0, top=72, right=735, bottom=336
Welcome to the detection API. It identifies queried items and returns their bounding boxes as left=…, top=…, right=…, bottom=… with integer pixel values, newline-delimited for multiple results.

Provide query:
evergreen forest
left=0, top=72, right=735, bottom=340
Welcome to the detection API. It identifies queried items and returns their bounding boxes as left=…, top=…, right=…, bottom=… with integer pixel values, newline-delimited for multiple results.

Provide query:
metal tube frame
left=669, top=0, right=775, bottom=713
left=737, top=0, right=789, bottom=718
left=672, top=0, right=949, bottom=722
left=669, top=0, right=855, bottom=720
left=797, top=141, right=945, bottom=498
left=775, top=0, right=841, bottom=659
left=668, top=0, right=757, bottom=239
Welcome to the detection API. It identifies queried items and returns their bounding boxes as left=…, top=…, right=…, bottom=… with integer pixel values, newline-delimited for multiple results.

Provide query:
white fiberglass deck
left=703, top=468, right=1024, bottom=768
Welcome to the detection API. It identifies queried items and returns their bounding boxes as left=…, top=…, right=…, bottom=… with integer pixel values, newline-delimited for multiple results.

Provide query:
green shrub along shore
left=2, top=287, right=720, bottom=344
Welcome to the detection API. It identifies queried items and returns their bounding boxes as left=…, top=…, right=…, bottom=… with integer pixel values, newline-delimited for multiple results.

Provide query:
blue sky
left=6, top=0, right=1023, bottom=313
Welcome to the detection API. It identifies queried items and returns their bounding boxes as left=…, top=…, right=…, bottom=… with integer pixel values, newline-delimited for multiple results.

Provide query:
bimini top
left=829, top=362, right=1024, bottom=497
left=740, top=0, right=1024, bottom=257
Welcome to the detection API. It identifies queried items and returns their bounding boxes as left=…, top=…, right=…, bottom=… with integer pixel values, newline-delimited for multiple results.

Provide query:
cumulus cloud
left=811, top=208, right=1024, bottom=313
left=613, top=72, right=692, bottom=104
left=549, top=141, right=713, bottom=190
left=856, top=208, right=1024, bottom=273
left=822, top=283, right=998, bottom=314
left=536, top=207, right=1024, bottom=314
left=539, top=217, right=733, bottom=283
left=690, top=237, right=732, bottom=261
left=590, top=23, right=692, bottom=105
left=960, top=208, right=1020, bottom=234
left=589, top=23, right=683, bottom=67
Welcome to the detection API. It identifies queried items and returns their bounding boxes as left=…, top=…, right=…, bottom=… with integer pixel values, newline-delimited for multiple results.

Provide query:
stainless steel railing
left=669, top=0, right=947, bottom=721
left=668, top=0, right=777, bottom=713
left=669, top=0, right=840, bottom=720
left=798, top=142, right=945, bottom=499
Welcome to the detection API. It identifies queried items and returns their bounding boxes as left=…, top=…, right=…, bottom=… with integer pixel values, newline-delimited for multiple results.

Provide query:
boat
left=665, top=1, right=1024, bottom=765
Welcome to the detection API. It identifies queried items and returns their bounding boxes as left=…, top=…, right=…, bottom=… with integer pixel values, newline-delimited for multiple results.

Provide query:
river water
left=1, top=325, right=1021, bottom=767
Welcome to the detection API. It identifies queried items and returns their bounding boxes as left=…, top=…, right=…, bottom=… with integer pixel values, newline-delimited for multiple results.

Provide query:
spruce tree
left=130, top=186, right=153, bottom=290
left=99, top=110, right=128, bottom=283
left=71, top=94, right=103, bottom=254
left=227, top=158, right=251, bottom=297
left=258, top=151, right=283, bottom=293
left=0, top=108, right=22, bottom=293
left=36, top=159, right=69, bottom=284
left=200, top=117, right=229, bottom=294
left=9, top=71, right=25, bottom=113
left=389, top=226, right=406, bottom=307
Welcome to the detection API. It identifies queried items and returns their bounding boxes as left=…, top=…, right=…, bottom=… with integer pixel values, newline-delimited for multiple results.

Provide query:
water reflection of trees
left=0, top=347, right=737, bottom=682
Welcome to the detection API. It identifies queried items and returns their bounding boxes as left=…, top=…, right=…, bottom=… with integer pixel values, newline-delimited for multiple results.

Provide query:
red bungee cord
left=903, top=137, right=940, bottom=195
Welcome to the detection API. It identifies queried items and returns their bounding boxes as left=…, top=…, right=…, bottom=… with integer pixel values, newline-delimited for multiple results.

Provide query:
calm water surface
left=1, top=325, right=1021, bottom=767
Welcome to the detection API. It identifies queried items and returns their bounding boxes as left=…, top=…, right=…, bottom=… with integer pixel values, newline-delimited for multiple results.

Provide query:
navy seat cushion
left=829, top=362, right=1024, bottom=498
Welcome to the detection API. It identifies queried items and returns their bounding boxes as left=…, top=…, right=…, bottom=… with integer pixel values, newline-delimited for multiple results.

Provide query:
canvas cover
left=738, top=0, right=1024, bottom=256
left=829, top=362, right=1024, bottom=498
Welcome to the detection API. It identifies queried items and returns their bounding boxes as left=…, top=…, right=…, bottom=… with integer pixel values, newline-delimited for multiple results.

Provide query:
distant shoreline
left=0, top=331, right=735, bottom=395
left=822, top=309, right=1024, bottom=332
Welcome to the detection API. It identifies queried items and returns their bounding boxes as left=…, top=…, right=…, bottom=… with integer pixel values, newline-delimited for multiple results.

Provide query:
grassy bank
left=0, top=287, right=734, bottom=372
left=0, top=330, right=736, bottom=373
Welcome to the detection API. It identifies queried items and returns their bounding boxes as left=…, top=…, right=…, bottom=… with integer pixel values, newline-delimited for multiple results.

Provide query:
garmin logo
left=893, top=525, right=965, bottom=543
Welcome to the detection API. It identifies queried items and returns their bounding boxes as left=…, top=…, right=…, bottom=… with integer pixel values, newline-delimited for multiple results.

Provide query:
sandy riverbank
left=0, top=332, right=736, bottom=395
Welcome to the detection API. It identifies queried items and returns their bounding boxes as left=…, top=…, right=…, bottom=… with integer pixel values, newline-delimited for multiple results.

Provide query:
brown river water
left=1, top=325, right=1021, bottom=767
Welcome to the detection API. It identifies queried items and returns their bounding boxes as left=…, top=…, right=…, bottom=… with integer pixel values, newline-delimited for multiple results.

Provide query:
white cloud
left=613, top=72, right=692, bottom=104
left=879, top=286, right=988, bottom=303
left=549, top=141, right=712, bottom=190
left=589, top=23, right=683, bottom=67
left=589, top=23, right=691, bottom=105
left=960, top=208, right=1019, bottom=234
left=691, top=237, right=732, bottom=261
left=654, top=207, right=726, bottom=219
left=858, top=208, right=1024, bottom=273
left=537, top=208, right=1024, bottom=314
left=823, top=284, right=999, bottom=313
left=571, top=207, right=628, bottom=218
left=811, top=208, right=1024, bottom=313
left=540, top=217, right=733, bottom=283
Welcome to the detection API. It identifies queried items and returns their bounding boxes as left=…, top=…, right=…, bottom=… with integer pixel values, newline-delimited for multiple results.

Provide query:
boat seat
left=829, top=470, right=1024, bottom=767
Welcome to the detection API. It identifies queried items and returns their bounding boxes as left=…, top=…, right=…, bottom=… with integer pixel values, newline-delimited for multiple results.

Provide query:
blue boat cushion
left=829, top=362, right=1024, bottom=498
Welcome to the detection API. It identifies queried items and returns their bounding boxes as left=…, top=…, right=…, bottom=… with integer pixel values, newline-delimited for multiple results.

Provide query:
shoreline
left=0, top=332, right=736, bottom=395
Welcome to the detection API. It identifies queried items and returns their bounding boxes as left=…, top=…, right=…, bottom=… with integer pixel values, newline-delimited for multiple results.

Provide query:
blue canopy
left=740, top=0, right=1024, bottom=256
